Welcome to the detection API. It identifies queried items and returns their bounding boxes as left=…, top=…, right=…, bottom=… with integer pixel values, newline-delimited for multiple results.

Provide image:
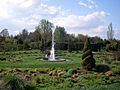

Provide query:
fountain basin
left=42, top=58, right=66, bottom=62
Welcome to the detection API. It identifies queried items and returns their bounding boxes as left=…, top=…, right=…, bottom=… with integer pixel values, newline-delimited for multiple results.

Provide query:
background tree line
left=0, top=19, right=120, bottom=52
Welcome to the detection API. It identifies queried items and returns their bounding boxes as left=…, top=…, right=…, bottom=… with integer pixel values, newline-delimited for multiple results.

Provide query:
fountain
left=42, top=28, right=66, bottom=62
left=49, top=29, right=55, bottom=61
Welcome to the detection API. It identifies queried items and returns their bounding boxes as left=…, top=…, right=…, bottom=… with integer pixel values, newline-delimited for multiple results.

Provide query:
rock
left=49, top=71, right=53, bottom=76
left=24, top=75, right=31, bottom=81
left=58, top=71, right=64, bottom=77
left=52, top=70, right=58, bottom=76
left=72, top=74, right=78, bottom=83
left=32, top=73, right=37, bottom=77
left=72, top=74, right=78, bottom=79
left=105, top=71, right=113, bottom=76
left=49, top=70, right=65, bottom=77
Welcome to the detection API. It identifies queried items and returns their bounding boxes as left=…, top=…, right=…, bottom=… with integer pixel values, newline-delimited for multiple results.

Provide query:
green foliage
left=106, top=41, right=119, bottom=51
left=71, top=83, right=120, bottom=90
left=35, top=19, right=53, bottom=51
left=0, top=28, right=9, bottom=38
left=0, top=53, right=23, bottom=62
left=24, top=84, right=37, bottom=90
left=82, top=49, right=92, bottom=59
left=106, top=40, right=120, bottom=61
left=2, top=74, right=25, bottom=90
left=0, top=50, right=82, bottom=69
left=112, top=66, right=120, bottom=75
left=0, top=50, right=120, bottom=90
left=112, top=51, right=120, bottom=61
left=54, top=26, right=66, bottom=42
left=77, top=74, right=119, bottom=86
left=0, top=21, right=108, bottom=52
left=95, top=64, right=110, bottom=73
left=65, top=68, right=77, bottom=77
left=82, top=37, right=95, bottom=70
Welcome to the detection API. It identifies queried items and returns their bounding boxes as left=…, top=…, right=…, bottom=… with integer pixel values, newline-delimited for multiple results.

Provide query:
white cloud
left=53, top=11, right=108, bottom=28
left=39, top=3, right=65, bottom=16
left=0, top=0, right=35, bottom=18
left=0, top=8, right=9, bottom=18
left=0, top=0, right=112, bottom=39
left=79, top=2, right=87, bottom=7
left=92, top=26, right=105, bottom=33
left=78, top=0, right=98, bottom=9
left=19, top=0, right=33, bottom=8
left=0, top=0, right=67, bottom=35
left=0, top=0, right=65, bottom=19
left=52, top=11, right=108, bottom=38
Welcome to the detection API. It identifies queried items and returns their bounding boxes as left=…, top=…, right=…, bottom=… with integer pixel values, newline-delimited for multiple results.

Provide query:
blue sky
left=0, top=0, right=119, bottom=39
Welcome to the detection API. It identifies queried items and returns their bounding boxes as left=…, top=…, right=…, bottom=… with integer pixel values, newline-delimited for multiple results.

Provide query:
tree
left=89, top=36, right=103, bottom=51
left=54, top=26, right=67, bottom=50
left=35, top=19, right=54, bottom=50
left=54, top=26, right=66, bottom=42
left=107, top=23, right=114, bottom=40
left=106, top=40, right=118, bottom=51
left=67, top=34, right=75, bottom=52
left=32, top=31, right=41, bottom=42
left=0, top=28, right=9, bottom=37
left=23, top=39, right=30, bottom=50
left=21, top=29, right=28, bottom=40
left=76, top=34, right=86, bottom=43
left=82, top=37, right=96, bottom=70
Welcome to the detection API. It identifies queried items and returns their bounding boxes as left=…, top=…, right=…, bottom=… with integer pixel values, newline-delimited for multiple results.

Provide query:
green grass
left=67, top=83, right=120, bottom=90
left=0, top=50, right=82, bottom=69
left=0, top=50, right=120, bottom=90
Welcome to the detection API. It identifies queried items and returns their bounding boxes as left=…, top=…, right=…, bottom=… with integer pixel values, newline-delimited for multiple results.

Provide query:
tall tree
left=76, top=34, right=86, bottom=43
left=0, top=28, right=9, bottom=37
left=54, top=26, right=67, bottom=50
left=107, top=23, right=114, bottom=40
left=54, top=26, right=66, bottom=42
left=21, top=29, right=28, bottom=40
left=32, top=31, right=41, bottom=42
left=35, top=19, right=54, bottom=50
left=82, top=37, right=96, bottom=70
left=67, top=34, right=76, bottom=52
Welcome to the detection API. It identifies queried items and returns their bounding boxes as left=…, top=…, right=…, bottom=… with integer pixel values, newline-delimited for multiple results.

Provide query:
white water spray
left=49, top=29, right=55, bottom=61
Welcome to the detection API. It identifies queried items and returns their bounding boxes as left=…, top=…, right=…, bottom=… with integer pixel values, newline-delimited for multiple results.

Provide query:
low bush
left=95, top=64, right=110, bottom=73
left=24, top=84, right=37, bottom=90
left=112, top=67, right=120, bottom=75
left=65, top=68, right=77, bottom=77
left=1, top=74, right=25, bottom=90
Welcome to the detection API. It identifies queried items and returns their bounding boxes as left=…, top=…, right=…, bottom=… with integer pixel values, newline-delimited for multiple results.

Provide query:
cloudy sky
left=0, top=0, right=119, bottom=39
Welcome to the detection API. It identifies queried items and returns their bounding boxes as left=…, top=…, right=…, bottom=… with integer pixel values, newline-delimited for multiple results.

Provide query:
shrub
left=95, top=64, right=110, bottom=73
left=112, top=51, right=120, bottom=61
left=0, top=56, right=6, bottom=61
left=82, top=37, right=95, bottom=70
left=112, top=67, right=120, bottom=75
left=24, top=84, right=37, bottom=90
left=65, top=68, right=77, bottom=77
left=106, top=41, right=118, bottom=51
left=2, top=74, right=25, bottom=90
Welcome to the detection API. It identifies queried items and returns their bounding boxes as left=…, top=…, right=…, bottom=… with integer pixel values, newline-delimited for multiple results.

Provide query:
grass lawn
left=0, top=50, right=120, bottom=90
left=0, top=50, right=82, bottom=69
